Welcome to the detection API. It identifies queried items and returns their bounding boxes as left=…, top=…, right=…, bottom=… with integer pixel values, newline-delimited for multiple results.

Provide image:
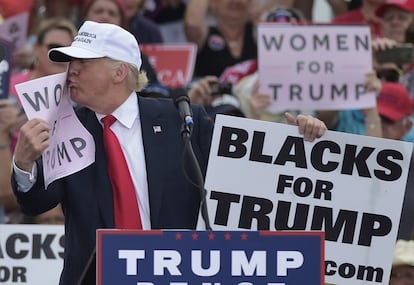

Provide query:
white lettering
left=277, top=251, right=304, bottom=276
left=232, top=251, right=266, bottom=276
left=154, top=250, right=182, bottom=276
left=118, top=250, right=145, bottom=275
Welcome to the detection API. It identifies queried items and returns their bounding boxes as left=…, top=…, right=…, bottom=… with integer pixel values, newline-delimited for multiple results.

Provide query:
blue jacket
left=12, top=95, right=213, bottom=285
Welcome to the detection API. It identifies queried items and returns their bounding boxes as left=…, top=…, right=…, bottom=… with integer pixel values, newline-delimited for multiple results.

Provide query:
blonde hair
left=126, top=62, right=148, bottom=92
left=105, top=58, right=148, bottom=91
left=36, top=17, right=78, bottom=45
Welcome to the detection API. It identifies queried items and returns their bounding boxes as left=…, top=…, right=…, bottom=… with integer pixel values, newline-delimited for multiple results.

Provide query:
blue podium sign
left=97, top=230, right=324, bottom=285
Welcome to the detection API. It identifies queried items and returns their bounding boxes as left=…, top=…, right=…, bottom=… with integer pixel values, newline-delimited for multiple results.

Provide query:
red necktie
left=101, top=115, right=142, bottom=229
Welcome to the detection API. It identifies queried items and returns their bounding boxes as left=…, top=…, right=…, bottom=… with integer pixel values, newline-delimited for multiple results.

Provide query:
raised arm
left=0, top=99, right=19, bottom=213
left=184, top=0, right=210, bottom=49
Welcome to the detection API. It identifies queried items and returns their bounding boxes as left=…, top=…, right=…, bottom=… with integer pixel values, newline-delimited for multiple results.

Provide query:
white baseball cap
left=48, top=21, right=142, bottom=70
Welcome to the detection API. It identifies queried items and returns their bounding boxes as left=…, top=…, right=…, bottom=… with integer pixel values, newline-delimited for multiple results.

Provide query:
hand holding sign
left=14, top=72, right=95, bottom=187
left=14, top=118, right=50, bottom=172
left=284, top=111, right=327, bottom=141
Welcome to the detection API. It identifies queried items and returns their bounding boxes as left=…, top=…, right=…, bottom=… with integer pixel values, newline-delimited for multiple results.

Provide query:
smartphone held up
left=375, top=43, right=414, bottom=67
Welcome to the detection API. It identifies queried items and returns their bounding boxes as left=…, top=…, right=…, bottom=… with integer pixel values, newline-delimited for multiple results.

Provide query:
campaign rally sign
left=97, top=230, right=324, bottom=285
left=257, top=24, right=374, bottom=112
left=140, top=43, right=197, bottom=88
left=0, top=38, right=12, bottom=99
left=14, top=72, right=95, bottom=187
left=0, top=224, right=64, bottom=285
left=0, top=12, right=29, bottom=55
left=202, top=115, right=413, bottom=285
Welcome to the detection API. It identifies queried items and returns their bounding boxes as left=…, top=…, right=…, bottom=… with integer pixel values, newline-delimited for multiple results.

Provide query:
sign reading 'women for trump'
left=258, top=24, right=375, bottom=112
left=14, top=72, right=95, bottom=187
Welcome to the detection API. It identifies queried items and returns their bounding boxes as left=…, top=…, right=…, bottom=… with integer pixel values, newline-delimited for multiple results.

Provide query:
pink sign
left=258, top=24, right=376, bottom=112
left=14, top=72, right=95, bottom=187
left=140, top=43, right=197, bottom=88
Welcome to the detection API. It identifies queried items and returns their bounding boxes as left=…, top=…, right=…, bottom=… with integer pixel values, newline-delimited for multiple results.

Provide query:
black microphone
left=170, top=88, right=194, bottom=127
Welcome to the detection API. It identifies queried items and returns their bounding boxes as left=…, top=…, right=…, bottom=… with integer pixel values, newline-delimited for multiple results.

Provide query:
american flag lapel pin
left=153, top=125, right=162, bottom=133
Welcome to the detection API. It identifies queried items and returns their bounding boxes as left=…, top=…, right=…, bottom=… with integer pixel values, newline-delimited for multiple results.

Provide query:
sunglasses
left=266, top=8, right=301, bottom=23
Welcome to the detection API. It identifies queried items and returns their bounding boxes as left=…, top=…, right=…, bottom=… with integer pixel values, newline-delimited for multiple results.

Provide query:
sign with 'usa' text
left=97, top=230, right=324, bottom=285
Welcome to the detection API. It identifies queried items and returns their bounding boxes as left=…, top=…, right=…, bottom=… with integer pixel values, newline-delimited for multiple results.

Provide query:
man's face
left=67, top=58, right=116, bottom=111
left=381, top=116, right=412, bottom=140
left=381, top=7, right=413, bottom=44
left=86, top=0, right=123, bottom=26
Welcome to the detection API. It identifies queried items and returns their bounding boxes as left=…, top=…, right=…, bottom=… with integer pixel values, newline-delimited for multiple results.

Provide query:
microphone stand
left=181, top=123, right=212, bottom=231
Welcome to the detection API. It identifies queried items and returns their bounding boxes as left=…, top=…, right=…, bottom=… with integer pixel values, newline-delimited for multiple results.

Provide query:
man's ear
left=113, top=62, right=129, bottom=84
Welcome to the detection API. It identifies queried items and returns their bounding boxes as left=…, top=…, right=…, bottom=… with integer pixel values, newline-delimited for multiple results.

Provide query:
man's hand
left=188, top=76, right=218, bottom=106
left=249, top=81, right=272, bottom=119
left=14, top=119, right=50, bottom=172
left=284, top=112, right=327, bottom=142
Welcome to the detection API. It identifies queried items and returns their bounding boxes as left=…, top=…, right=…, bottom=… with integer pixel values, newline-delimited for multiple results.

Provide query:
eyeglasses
left=44, top=43, right=63, bottom=50
left=383, top=12, right=412, bottom=23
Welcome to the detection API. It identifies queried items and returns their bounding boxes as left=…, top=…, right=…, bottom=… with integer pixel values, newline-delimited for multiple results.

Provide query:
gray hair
left=126, top=62, right=148, bottom=92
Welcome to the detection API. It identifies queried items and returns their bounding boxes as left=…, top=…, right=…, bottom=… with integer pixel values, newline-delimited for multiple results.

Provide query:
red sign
left=140, top=44, right=197, bottom=88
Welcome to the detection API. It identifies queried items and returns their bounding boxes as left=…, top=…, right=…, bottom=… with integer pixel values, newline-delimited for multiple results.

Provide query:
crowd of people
left=1, top=0, right=414, bottom=284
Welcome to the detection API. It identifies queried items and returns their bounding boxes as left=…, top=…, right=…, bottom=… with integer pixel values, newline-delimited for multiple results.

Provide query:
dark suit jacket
left=12, top=95, right=213, bottom=285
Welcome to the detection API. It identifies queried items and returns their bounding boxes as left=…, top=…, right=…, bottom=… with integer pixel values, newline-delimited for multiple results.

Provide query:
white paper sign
left=15, top=72, right=95, bottom=187
left=258, top=24, right=375, bottom=112
left=0, top=224, right=64, bottom=285
left=202, top=115, right=413, bottom=285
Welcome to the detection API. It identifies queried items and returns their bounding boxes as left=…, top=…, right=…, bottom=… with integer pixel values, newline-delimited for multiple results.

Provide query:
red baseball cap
left=377, top=82, right=413, bottom=121
left=376, top=0, right=414, bottom=17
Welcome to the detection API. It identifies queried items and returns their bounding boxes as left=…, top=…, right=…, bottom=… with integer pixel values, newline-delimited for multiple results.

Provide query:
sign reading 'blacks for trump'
left=201, top=115, right=413, bottom=285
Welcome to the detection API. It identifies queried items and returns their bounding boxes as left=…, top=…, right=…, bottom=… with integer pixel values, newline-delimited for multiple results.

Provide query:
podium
left=94, top=230, right=324, bottom=284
